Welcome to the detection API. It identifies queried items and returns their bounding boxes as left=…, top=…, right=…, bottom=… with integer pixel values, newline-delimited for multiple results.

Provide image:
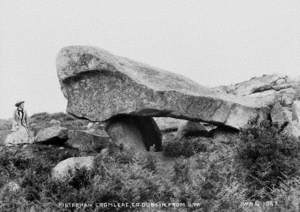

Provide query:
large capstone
left=56, top=46, right=267, bottom=129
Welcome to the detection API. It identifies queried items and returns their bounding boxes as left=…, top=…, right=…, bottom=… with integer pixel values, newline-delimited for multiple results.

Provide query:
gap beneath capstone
left=104, top=114, right=162, bottom=152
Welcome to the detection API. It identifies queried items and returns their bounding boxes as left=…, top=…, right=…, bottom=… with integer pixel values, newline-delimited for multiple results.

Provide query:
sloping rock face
left=56, top=46, right=267, bottom=130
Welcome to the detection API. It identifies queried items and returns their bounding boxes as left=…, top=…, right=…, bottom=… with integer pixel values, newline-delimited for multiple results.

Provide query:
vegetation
left=163, top=136, right=208, bottom=158
left=0, top=120, right=299, bottom=211
left=235, top=120, right=300, bottom=201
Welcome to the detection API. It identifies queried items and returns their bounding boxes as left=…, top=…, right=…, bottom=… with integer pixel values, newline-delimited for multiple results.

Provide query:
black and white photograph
left=0, top=0, right=300, bottom=211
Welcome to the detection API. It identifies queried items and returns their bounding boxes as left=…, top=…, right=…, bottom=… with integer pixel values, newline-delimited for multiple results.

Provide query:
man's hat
left=15, top=101, right=25, bottom=107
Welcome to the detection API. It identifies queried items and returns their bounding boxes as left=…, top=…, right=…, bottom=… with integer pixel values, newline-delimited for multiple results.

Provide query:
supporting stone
left=105, top=115, right=162, bottom=152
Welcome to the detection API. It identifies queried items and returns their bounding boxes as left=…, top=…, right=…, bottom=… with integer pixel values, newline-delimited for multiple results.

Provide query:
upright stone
left=105, top=115, right=162, bottom=152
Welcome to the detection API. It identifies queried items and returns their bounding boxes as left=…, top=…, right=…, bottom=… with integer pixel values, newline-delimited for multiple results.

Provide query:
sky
left=0, top=0, right=300, bottom=118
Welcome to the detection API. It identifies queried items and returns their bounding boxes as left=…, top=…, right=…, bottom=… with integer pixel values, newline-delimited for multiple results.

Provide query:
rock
left=214, top=74, right=299, bottom=110
left=35, top=125, right=68, bottom=144
left=154, top=117, right=186, bottom=133
left=1, top=181, right=21, bottom=193
left=85, top=122, right=106, bottom=134
left=67, top=130, right=110, bottom=152
left=29, top=112, right=89, bottom=132
left=49, top=119, right=61, bottom=126
left=4, top=126, right=34, bottom=146
left=56, top=46, right=267, bottom=129
left=86, top=122, right=94, bottom=130
left=270, top=102, right=289, bottom=128
left=6, top=181, right=20, bottom=192
left=292, top=101, right=300, bottom=122
left=52, top=156, right=94, bottom=180
left=214, top=74, right=292, bottom=96
left=105, top=115, right=162, bottom=152
left=212, top=74, right=300, bottom=137
left=176, top=121, right=211, bottom=139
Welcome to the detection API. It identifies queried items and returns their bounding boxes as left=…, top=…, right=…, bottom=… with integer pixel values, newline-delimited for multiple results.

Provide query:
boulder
left=284, top=123, right=300, bottom=138
left=270, top=102, right=289, bottom=128
left=56, top=46, right=267, bottom=129
left=1, top=181, right=20, bottom=193
left=49, top=119, right=61, bottom=126
left=35, top=125, right=68, bottom=144
left=52, top=156, right=94, bottom=180
left=105, top=115, right=162, bottom=152
left=292, top=101, right=300, bottom=122
left=4, top=126, right=34, bottom=146
left=67, top=130, right=110, bottom=152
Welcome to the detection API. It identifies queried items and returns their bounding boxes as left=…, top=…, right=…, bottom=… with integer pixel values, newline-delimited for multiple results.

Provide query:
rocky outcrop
left=214, top=74, right=293, bottom=97
left=52, top=156, right=94, bottom=180
left=56, top=46, right=267, bottom=130
left=214, top=74, right=300, bottom=137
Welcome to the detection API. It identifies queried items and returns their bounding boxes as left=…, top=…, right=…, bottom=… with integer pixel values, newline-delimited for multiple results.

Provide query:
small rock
left=35, top=125, right=68, bottom=144
left=49, top=119, right=61, bottom=126
left=52, top=156, right=94, bottom=180
left=4, top=181, right=21, bottom=192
